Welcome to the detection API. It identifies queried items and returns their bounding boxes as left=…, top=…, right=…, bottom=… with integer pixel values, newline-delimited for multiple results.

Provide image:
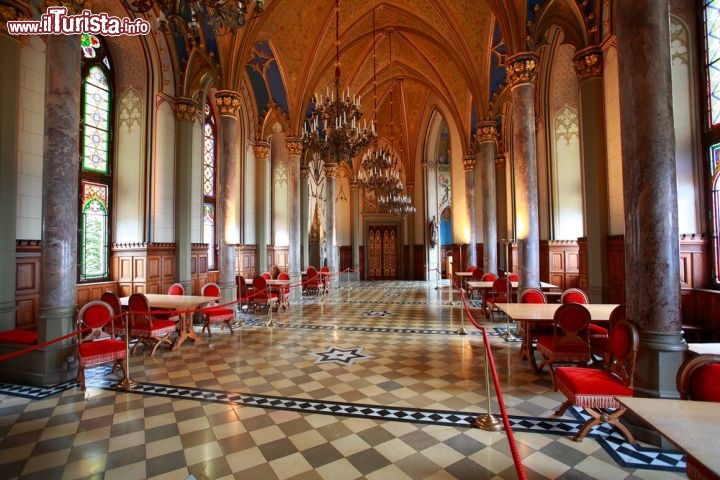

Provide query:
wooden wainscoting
left=237, top=244, right=256, bottom=279
left=339, top=246, right=352, bottom=274
left=15, top=240, right=41, bottom=329
left=191, top=243, right=209, bottom=294
left=540, top=240, right=579, bottom=291
left=111, top=243, right=176, bottom=296
left=679, top=234, right=709, bottom=289
left=268, top=245, right=289, bottom=275
left=76, top=282, right=117, bottom=310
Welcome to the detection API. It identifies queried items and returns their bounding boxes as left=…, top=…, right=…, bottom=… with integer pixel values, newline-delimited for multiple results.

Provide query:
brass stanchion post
left=475, top=344, right=502, bottom=431
left=117, top=312, right=138, bottom=389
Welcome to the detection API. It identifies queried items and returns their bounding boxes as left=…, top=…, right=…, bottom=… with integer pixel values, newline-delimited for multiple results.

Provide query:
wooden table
left=688, top=343, right=720, bottom=355
left=494, top=302, right=619, bottom=371
left=120, top=294, right=217, bottom=350
left=466, top=280, right=558, bottom=291
left=615, top=396, right=720, bottom=480
left=266, top=279, right=291, bottom=311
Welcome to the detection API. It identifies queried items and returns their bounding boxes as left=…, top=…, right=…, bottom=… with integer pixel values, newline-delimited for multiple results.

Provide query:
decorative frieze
left=215, top=90, right=242, bottom=118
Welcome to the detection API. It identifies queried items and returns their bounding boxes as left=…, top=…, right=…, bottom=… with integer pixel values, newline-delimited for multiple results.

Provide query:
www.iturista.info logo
left=6, top=6, right=151, bottom=36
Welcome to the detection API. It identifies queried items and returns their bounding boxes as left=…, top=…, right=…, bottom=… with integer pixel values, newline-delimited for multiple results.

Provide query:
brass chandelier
left=123, top=0, right=263, bottom=36
left=302, top=0, right=375, bottom=164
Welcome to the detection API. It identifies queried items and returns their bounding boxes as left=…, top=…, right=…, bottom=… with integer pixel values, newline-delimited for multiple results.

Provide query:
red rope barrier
left=448, top=274, right=528, bottom=480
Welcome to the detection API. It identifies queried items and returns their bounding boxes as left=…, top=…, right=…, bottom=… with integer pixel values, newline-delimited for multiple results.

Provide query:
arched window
left=203, top=101, right=217, bottom=270
left=79, top=34, right=112, bottom=282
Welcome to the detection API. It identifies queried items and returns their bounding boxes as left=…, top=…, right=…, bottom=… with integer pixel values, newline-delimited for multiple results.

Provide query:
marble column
left=424, top=159, right=441, bottom=280
left=254, top=141, right=270, bottom=274
left=38, top=33, right=82, bottom=384
left=0, top=35, right=19, bottom=329
left=324, top=161, right=338, bottom=273
left=476, top=121, right=498, bottom=274
left=174, top=98, right=198, bottom=294
left=215, top=91, right=242, bottom=303
left=463, top=155, right=477, bottom=269
left=300, top=165, right=310, bottom=269
left=406, top=181, right=416, bottom=280
left=495, top=154, right=510, bottom=271
left=574, top=47, right=609, bottom=303
left=286, top=137, right=302, bottom=302
left=615, top=0, right=683, bottom=398
left=507, top=53, right=540, bottom=291
left=351, top=180, right=361, bottom=279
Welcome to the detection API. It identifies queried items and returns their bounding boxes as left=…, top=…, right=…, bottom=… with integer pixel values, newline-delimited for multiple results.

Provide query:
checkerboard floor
left=0, top=280, right=687, bottom=479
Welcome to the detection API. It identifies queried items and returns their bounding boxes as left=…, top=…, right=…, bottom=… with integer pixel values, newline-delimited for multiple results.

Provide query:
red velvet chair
left=252, top=275, right=279, bottom=312
left=484, top=276, right=511, bottom=321
left=303, top=266, right=324, bottom=295
left=553, top=319, right=639, bottom=443
left=561, top=288, right=589, bottom=304
left=127, top=293, right=177, bottom=356
left=507, top=272, right=519, bottom=282
left=589, top=304, right=626, bottom=365
left=536, top=303, right=591, bottom=381
left=466, top=267, right=485, bottom=299
left=277, top=271, right=290, bottom=298
left=200, top=282, right=235, bottom=336
left=518, top=288, right=549, bottom=367
left=101, top=291, right=126, bottom=334
left=237, top=274, right=252, bottom=314
left=76, top=300, right=127, bottom=390
left=676, top=354, right=720, bottom=402
left=167, top=283, right=185, bottom=295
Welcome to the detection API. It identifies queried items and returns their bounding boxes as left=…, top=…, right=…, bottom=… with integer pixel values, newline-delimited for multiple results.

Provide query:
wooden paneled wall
left=112, top=243, right=176, bottom=296
left=191, top=244, right=209, bottom=294
left=15, top=241, right=41, bottom=329
left=268, top=246, right=289, bottom=274
left=237, top=244, right=256, bottom=279
left=540, top=240, right=580, bottom=290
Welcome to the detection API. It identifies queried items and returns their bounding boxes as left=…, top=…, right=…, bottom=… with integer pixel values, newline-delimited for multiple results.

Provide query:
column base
left=0, top=343, right=77, bottom=386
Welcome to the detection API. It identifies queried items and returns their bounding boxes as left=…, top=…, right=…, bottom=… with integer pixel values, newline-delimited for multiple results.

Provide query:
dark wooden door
left=367, top=225, right=398, bottom=280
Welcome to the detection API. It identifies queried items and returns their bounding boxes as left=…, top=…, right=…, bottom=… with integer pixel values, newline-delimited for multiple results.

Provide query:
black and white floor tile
left=0, top=280, right=688, bottom=479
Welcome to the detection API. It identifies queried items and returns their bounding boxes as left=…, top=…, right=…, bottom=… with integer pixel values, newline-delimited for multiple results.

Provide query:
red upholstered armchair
left=553, top=319, right=639, bottom=443
left=484, top=276, right=512, bottom=321
left=200, top=282, right=235, bottom=336
left=536, top=303, right=591, bottom=381
left=127, top=293, right=177, bottom=356
left=167, top=283, right=185, bottom=295
left=590, top=304, right=626, bottom=365
left=303, top=266, right=324, bottom=295
left=561, top=287, right=589, bottom=304
left=466, top=267, right=485, bottom=299
left=676, top=354, right=720, bottom=402
left=76, top=300, right=127, bottom=390
left=252, top=275, right=279, bottom=313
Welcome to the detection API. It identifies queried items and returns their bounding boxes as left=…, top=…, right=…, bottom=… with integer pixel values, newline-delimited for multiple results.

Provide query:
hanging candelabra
left=302, top=0, right=375, bottom=164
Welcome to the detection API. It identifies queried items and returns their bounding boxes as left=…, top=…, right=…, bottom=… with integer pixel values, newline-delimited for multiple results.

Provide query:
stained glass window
left=704, top=0, right=720, bottom=126
left=81, top=182, right=109, bottom=280
left=203, top=102, right=217, bottom=270
left=79, top=36, right=112, bottom=282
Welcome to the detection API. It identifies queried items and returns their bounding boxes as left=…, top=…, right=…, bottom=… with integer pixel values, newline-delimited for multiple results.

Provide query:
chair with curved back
left=127, top=293, right=177, bottom=356
left=237, top=274, right=252, bottom=314
left=507, top=272, right=519, bottom=282
left=589, top=304, right=626, bottom=365
left=553, top=319, right=640, bottom=443
left=100, top=291, right=126, bottom=333
left=484, top=276, right=512, bottom=321
left=536, top=302, right=592, bottom=382
left=518, top=288, right=549, bottom=367
left=303, top=266, right=324, bottom=296
left=168, top=283, right=185, bottom=295
left=260, top=271, right=272, bottom=280
left=676, top=354, right=720, bottom=402
left=277, top=271, right=290, bottom=298
left=561, top=288, right=589, bottom=304
left=252, top=275, right=279, bottom=313
left=200, top=282, right=235, bottom=336
left=466, top=267, right=485, bottom=299
left=76, top=300, right=127, bottom=390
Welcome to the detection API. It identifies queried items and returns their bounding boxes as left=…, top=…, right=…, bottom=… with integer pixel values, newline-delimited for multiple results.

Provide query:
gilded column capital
left=474, top=120, right=497, bottom=144
left=174, top=97, right=198, bottom=122
left=286, top=137, right=303, bottom=156
left=494, top=155, right=506, bottom=169
left=300, top=165, right=310, bottom=180
left=462, top=155, right=476, bottom=171
left=253, top=141, right=270, bottom=161
left=574, top=46, right=603, bottom=81
left=350, top=179, right=361, bottom=190
left=215, top=90, right=242, bottom=118
left=323, top=162, right=338, bottom=178
left=505, top=53, right=538, bottom=88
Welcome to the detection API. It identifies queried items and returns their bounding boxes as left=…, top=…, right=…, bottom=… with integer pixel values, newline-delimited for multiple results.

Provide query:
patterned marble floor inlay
left=311, top=345, right=370, bottom=366
left=0, top=280, right=689, bottom=479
